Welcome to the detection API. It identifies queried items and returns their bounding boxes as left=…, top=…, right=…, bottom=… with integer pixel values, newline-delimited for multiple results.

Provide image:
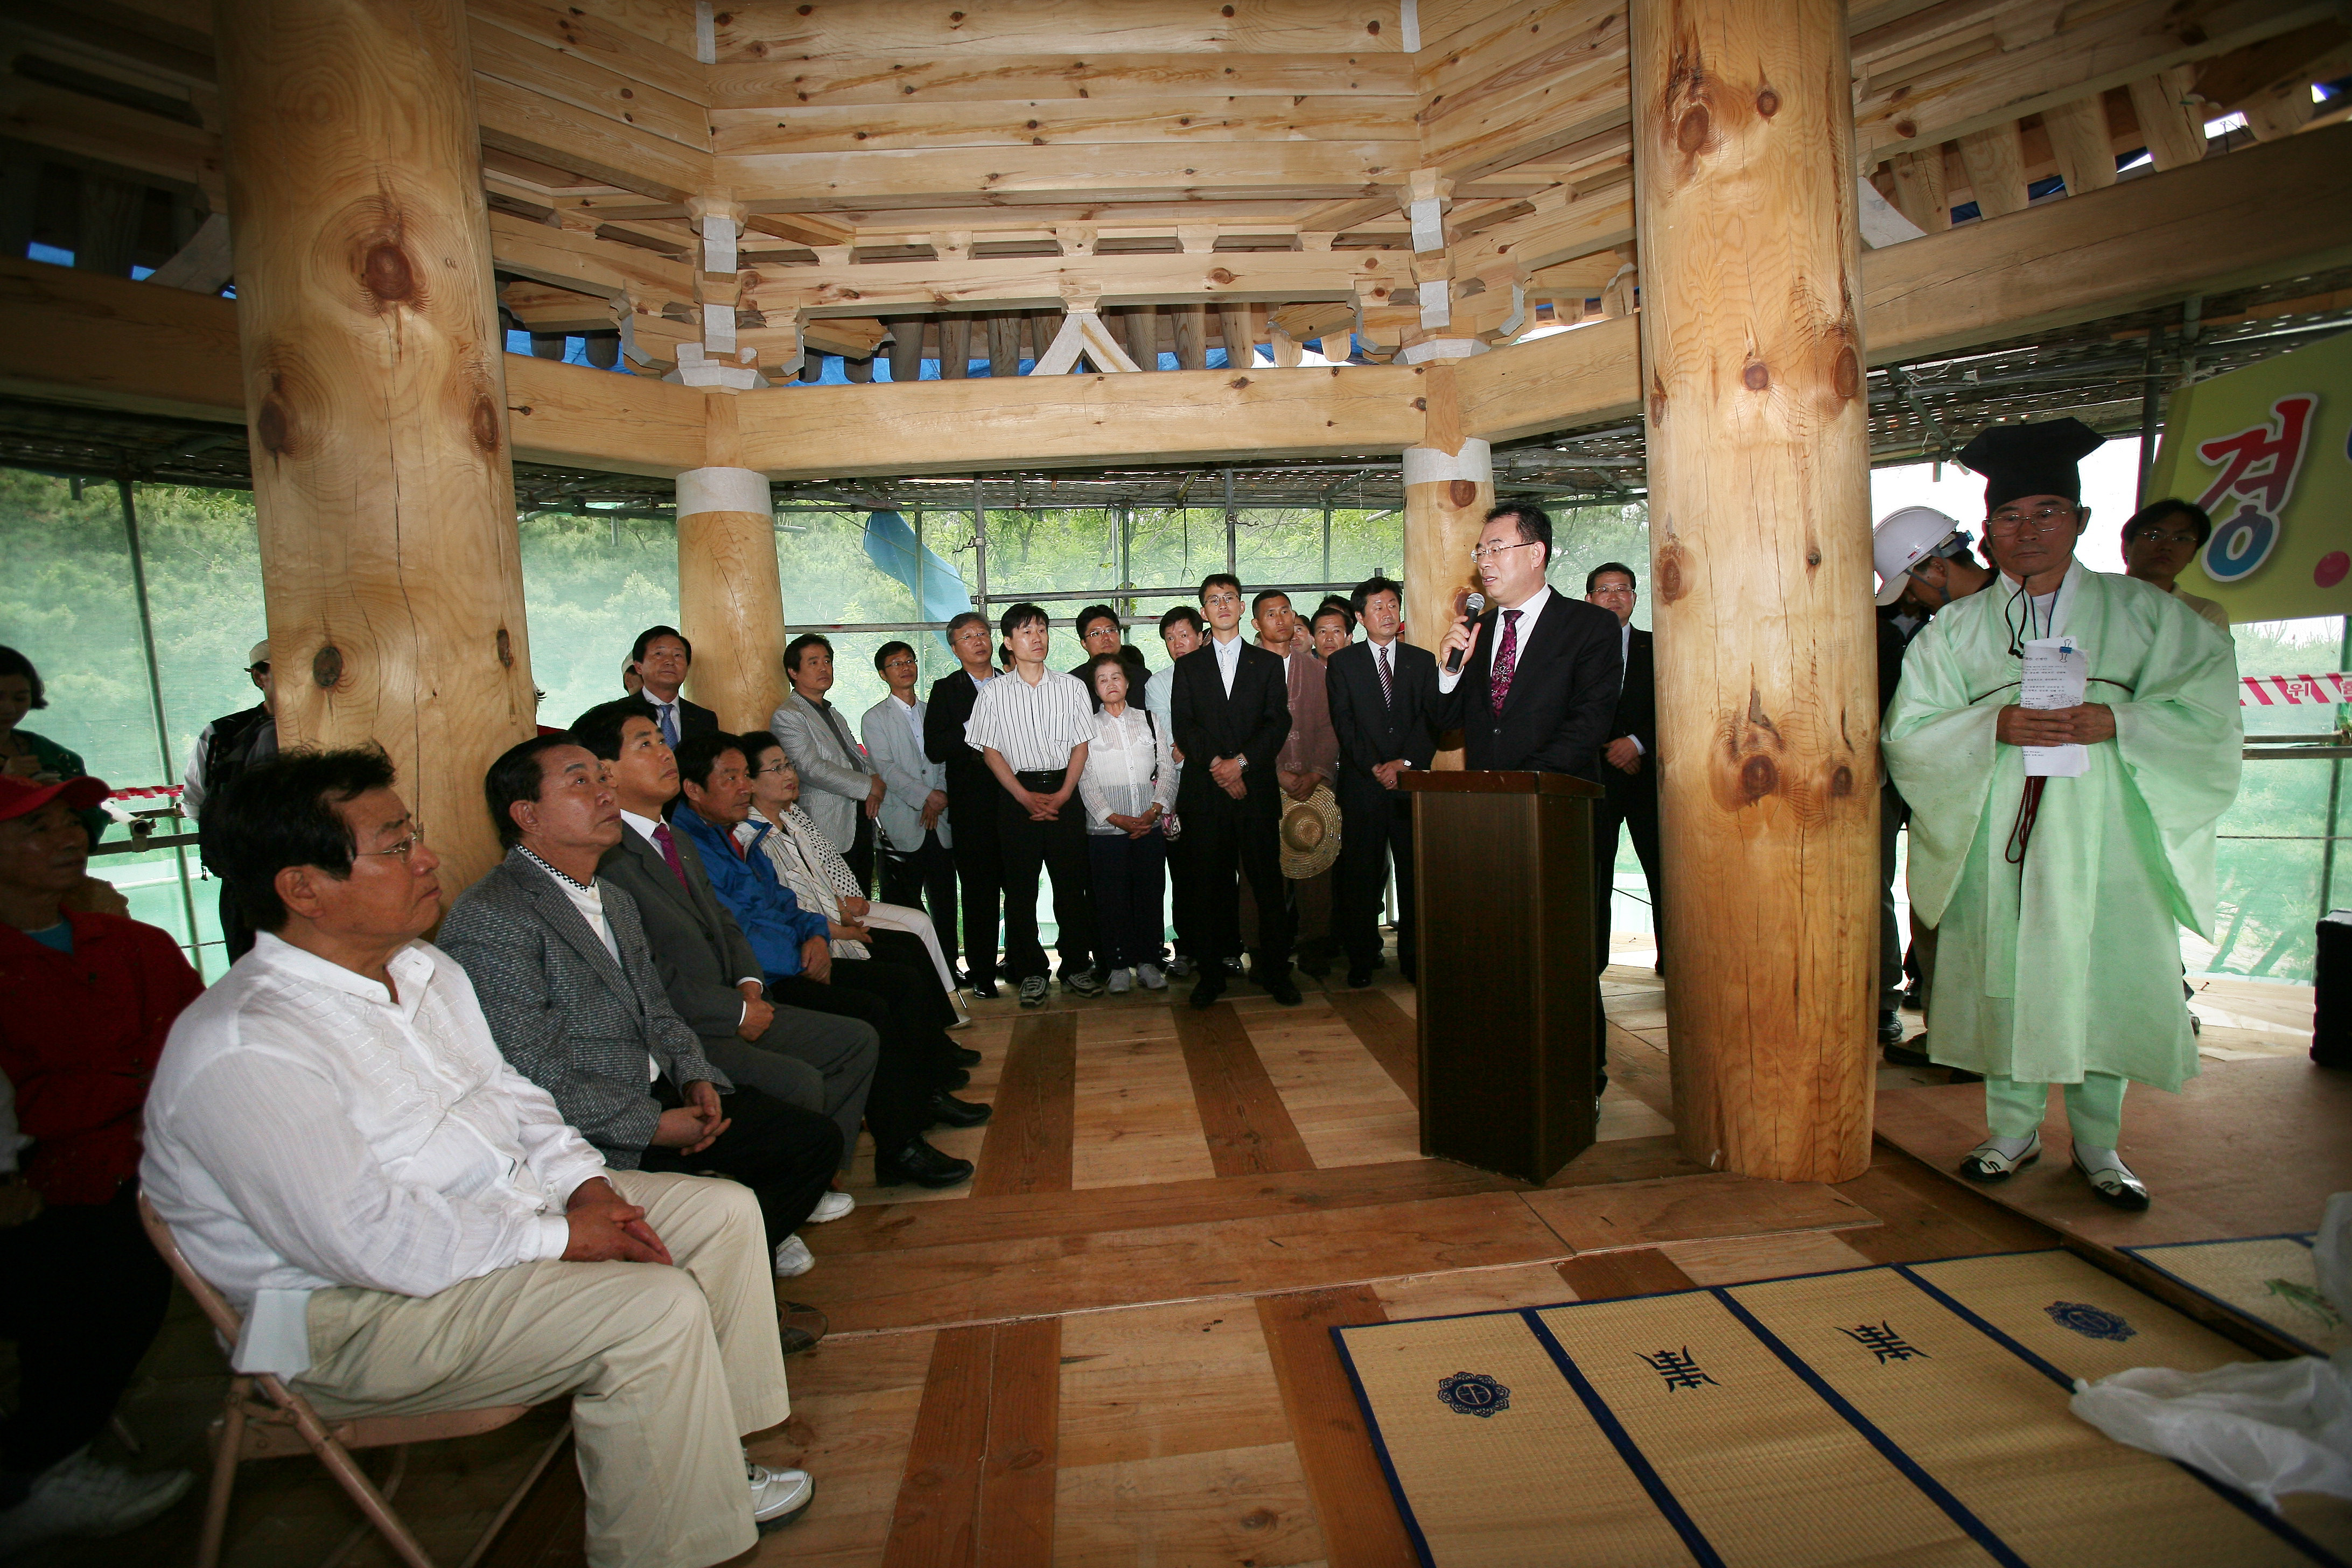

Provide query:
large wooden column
left=1632, top=0, right=1878, bottom=1182
left=1401, top=365, right=1492, bottom=769
left=215, top=0, right=533, bottom=894
left=679, top=395, right=785, bottom=731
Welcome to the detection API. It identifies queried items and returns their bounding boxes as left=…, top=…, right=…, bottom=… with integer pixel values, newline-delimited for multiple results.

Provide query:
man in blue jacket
left=669, top=733, right=985, bottom=1188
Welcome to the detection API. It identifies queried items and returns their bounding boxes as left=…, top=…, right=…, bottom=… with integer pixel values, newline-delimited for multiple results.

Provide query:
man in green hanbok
left=1882, top=419, right=2241, bottom=1210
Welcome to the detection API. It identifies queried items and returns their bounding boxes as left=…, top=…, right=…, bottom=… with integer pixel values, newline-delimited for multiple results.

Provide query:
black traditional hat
left=1955, top=417, right=2106, bottom=512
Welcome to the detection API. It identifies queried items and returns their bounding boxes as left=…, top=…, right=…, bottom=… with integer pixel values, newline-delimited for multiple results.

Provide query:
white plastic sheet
left=2070, top=1192, right=2352, bottom=1509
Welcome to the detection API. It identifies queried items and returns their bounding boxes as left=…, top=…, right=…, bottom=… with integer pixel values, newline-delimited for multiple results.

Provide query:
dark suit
left=440, top=851, right=841, bottom=1250
left=1325, top=636, right=1440, bottom=972
left=1593, top=624, right=1663, bottom=963
left=1439, top=589, right=1622, bottom=779
left=1170, top=637, right=1295, bottom=975
left=639, top=692, right=716, bottom=747
left=598, top=819, right=879, bottom=1163
left=926, top=668, right=1002, bottom=984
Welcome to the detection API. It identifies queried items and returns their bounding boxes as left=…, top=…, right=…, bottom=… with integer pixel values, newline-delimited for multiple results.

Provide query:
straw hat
left=1279, top=785, right=1341, bottom=879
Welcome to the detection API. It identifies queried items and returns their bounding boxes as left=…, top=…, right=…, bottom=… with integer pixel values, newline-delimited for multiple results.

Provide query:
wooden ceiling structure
left=3, top=0, right=2349, bottom=1186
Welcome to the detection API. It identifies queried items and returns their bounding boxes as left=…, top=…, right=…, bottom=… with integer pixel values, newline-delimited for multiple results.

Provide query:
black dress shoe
left=925, top=1090, right=992, bottom=1128
left=1263, top=975, right=1302, bottom=1007
left=776, top=1300, right=829, bottom=1356
left=940, top=1067, right=971, bottom=1091
left=874, top=1136, right=975, bottom=1188
left=1877, top=1010, right=1906, bottom=1046
left=970, top=974, right=999, bottom=1000
left=1189, top=973, right=1227, bottom=1010
left=1347, top=963, right=1376, bottom=990
left=949, top=1045, right=983, bottom=1067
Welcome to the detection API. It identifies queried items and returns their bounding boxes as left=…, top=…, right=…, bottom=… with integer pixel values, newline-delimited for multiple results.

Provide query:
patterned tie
left=657, top=703, right=680, bottom=747
left=1490, top=609, right=1522, bottom=716
left=650, top=822, right=689, bottom=887
left=1378, top=642, right=1393, bottom=709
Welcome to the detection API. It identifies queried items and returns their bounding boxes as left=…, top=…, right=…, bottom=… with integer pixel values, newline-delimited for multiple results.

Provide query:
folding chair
left=136, top=1193, right=571, bottom=1568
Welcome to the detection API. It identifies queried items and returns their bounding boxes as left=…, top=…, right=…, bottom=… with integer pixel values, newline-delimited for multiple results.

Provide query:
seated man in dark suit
left=626, top=624, right=718, bottom=749
left=1584, top=562, right=1663, bottom=971
left=569, top=700, right=885, bottom=1181
left=1169, top=573, right=1297, bottom=1009
left=1324, top=575, right=1440, bottom=988
left=439, top=735, right=845, bottom=1307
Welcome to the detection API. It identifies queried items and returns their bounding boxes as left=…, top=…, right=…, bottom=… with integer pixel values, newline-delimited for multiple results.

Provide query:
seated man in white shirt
left=141, top=750, right=811, bottom=1568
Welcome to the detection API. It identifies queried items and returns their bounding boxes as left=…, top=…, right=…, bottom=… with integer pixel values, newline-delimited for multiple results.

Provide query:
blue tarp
left=861, top=511, right=972, bottom=649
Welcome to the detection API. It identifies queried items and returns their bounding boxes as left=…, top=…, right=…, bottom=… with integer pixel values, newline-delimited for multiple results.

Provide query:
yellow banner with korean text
left=2149, top=328, right=2352, bottom=624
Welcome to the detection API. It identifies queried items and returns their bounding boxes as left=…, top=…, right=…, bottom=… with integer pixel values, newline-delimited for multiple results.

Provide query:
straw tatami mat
left=2122, top=1235, right=2350, bottom=1357
left=1334, top=1250, right=2344, bottom=1568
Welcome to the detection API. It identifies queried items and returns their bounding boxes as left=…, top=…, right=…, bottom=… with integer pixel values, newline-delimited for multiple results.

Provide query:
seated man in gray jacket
left=440, top=735, right=848, bottom=1301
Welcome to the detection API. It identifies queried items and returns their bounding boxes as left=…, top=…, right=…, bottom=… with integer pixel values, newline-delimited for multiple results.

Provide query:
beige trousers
left=293, top=1171, right=788, bottom=1568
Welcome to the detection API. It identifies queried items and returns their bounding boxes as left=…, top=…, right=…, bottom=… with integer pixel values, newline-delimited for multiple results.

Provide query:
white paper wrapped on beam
left=703, top=302, right=737, bottom=356
left=702, top=214, right=738, bottom=276
left=676, top=466, right=772, bottom=515
left=1410, top=197, right=1445, bottom=254
left=1398, top=338, right=1488, bottom=365
left=1399, top=0, right=1420, bottom=53
left=1418, top=277, right=1451, bottom=331
left=1401, top=439, right=1493, bottom=486
left=1859, top=177, right=1927, bottom=248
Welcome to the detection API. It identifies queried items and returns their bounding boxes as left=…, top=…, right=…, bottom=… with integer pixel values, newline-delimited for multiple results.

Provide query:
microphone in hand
left=1445, top=592, right=1488, bottom=675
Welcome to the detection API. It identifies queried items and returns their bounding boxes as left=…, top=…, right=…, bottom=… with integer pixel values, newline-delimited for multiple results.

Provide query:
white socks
left=2073, top=1143, right=2124, bottom=1172
left=1983, top=1132, right=2038, bottom=1161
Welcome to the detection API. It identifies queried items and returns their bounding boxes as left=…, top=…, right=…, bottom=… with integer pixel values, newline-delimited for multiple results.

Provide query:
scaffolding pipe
left=115, top=477, right=207, bottom=972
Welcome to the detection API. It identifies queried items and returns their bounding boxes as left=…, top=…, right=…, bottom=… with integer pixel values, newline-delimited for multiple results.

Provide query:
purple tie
left=1490, top=609, right=1521, bottom=715
left=650, top=822, right=689, bottom=887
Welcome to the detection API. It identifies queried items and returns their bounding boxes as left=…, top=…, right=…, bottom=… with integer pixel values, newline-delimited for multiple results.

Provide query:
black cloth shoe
left=1189, top=972, right=1227, bottom=1010
left=1347, top=963, right=1376, bottom=990
left=1877, top=1010, right=1906, bottom=1046
left=874, top=1136, right=975, bottom=1188
left=925, top=1090, right=992, bottom=1128
left=776, top=1300, right=829, bottom=1357
left=949, top=1045, right=983, bottom=1067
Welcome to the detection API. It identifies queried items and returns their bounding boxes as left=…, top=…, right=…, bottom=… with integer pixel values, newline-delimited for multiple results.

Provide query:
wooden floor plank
left=973, top=1012, right=1077, bottom=1198
left=881, top=1325, right=994, bottom=1568
left=755, top=1331, right=936, bottom=1566
left=1247, top=1006, right=1421, bottom=1168
left=1070, top=1029, right=1216, bottom=1191
left=976, top=1317, right=1059, bottom=1568
left=1521, top=1171, right=1878, bottom=1254
left=1542, top=1132, right=1713, bottom=1188
left=1058, top=1301, right=1296, bottom=1471
left=1834, top=1163, right=2049, bottom=1265
left=1256, top=1285, right=1422, bottom=1568
left=476, top=1436, right=585, bottom=1568
left=1554, top=1247, right=1699, bottom=1300
left=1173, top=1002, right=1318, bottom=1178
left=1324, top=988, right=1420, bottom=1107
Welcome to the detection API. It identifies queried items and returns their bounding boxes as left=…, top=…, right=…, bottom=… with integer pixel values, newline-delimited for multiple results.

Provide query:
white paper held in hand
left=2020, top=636, right=2088, bottom=778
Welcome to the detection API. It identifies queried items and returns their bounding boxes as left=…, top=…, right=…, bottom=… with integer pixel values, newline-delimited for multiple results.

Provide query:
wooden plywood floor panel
left=1245, top=1007, right=1421, bottom=1169
left=753, top=1331, right=936, bottom=1566
left=1058, top=1300, right=1294, bottom=1469
left=1053, top=1441, right=1326, bottom=1568
left=1071, top=1030, right=1217, bottom=1191
left=1521, top=1171, right=1879, bottom=1254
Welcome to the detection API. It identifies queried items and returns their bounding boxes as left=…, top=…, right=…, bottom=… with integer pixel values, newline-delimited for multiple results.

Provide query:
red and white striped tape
left=106, top=784, right=184, bottom=801
left=2241, top=673, right=2351, bottom=706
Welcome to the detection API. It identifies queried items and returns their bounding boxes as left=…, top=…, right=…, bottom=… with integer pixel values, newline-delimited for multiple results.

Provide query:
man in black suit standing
left=1325, top=575, right=1439, bottom=989
left=628, top=625, right=718, bottom=749
left=1169, top=573, right=1298, bottom=1010
left=1583, top=562, right=1662, bottom=971
left=924, top=612, right=1003, bottom=997
left=1436, top=504, right=1622, bottom=778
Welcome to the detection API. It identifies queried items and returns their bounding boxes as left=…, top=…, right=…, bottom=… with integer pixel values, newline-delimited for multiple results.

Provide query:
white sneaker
left=745, top=1458, right=815, bottom=1527
left=0, top=1451, right=193, bottom=1556
left=1136, top=962, right=1166, bottom=991
left=1107, top=967, right=1134, bottom=994
left=773, top=1235, right=815, bottom=1277
left=808, top=1191, right=855, bottom=1223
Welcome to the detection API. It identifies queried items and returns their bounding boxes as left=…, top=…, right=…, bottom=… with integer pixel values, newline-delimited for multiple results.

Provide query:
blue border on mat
left=1520, top=1308, right=1727, bottom=1568
left=1894, top=1263, right=2350, bottom=1568
left=1707, top=1287, right=2032, bottom=1568
left=2119, top=1235, right=2329, bottom=1358
left=1325, top=1323, right=1443, bottom=1568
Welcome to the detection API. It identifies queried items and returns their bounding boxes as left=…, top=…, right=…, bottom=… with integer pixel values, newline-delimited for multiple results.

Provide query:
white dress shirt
left=1437, top=582, right=1555, bottom=694
left=647, top=694, right=683, bottom=746
left=141, top=933, right=607, bottom=1374
left=1078, top=705, right=1175, bottom=832
left=964, top=665, right=1095, bottom=772
left=1210, top=629, right=1245, bottom=695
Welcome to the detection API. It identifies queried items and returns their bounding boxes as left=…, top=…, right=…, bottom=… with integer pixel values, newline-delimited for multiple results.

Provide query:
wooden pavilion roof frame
left=4, top=0, right=2349, bottom=1184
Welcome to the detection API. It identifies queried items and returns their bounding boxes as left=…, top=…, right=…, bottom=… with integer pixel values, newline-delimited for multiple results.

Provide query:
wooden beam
left=1883, top=145, right=1950, bottom=230
left=709, top=8, right=1410, bottom=60
left=709, top=96, right=1410, bottom=156
left=145, top=209, right=233, bottom=291
left=743, top=248, right=1404, bottom=317
left=0, top=250, right=242, bottom=419
left=718, top=143, right=1415, bottom=209
left=1955, top=121, right=2028, bottom=218
left=467, top=0, right=710, bottom=106
left=503, top=353, right=705, bottom=475
left=2039, top=95, right=2117, bottom=195
left=707, top=53, right=1415, bottom=108
left=2126, top=67, right=2210, bottom=170
left=474, top=72, right=705, bottom=202
left=0, top=74, right=220, bottom=191
left=730, top=365, right=1427, bottom=480
left=466, top=13, right=707, bottom=150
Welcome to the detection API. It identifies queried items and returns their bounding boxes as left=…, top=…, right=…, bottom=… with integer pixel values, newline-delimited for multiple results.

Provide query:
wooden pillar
left=1119, top=304, right=1158, bottom=368
left=1216, top=303, right=1257, bottom=368
left=986, top=312, right=1021, bottom=376
left=885, top=314, right=924, bottom=382
left=677, top=397, right=783, bottom=731
left=939, top=314, right=971, bottom=379
left=1632, top=0, right=1877, bottom=1183
left=215, top=0, right=533, bottom=895
left=1401, top=364, right=1490, bottom=771
left=1173, top=305, right=1208, bottom=370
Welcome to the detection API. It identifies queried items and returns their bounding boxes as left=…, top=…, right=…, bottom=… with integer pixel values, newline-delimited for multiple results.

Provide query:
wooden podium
left=1399, top=769, right=1604, bottom=1184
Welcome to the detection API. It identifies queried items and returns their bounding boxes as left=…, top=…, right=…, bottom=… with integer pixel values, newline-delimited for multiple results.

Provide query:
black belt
left=1015, top=768, right=1068, bottom=788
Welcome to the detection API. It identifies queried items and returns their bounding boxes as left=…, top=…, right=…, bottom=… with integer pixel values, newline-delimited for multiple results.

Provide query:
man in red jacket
left=0, top=774, right=201, bottom=1554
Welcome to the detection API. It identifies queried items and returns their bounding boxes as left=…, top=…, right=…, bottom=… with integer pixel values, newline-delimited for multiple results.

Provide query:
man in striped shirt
left=964, top=603, right=1102, bottom=1008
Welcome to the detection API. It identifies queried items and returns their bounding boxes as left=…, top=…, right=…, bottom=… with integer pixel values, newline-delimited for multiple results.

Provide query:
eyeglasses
left=2127, top=526, right=2200, bottom=546
left=1470, top=540, right=1538, bottom=563
left=355, top=825, right=425, bottom=862
left=881, top=655, right=917, bottom=669
left=1986, top=503, right=2077, bottom=535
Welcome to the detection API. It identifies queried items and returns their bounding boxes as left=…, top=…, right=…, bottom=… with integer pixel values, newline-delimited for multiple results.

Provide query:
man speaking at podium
left=1436, top=502, right=1626, bottom=1097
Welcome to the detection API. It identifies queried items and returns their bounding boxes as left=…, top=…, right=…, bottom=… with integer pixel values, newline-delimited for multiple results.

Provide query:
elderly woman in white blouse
left=1077, top=653, right=1176, bottom=993
left=738, top=731, right=972, bottom=1029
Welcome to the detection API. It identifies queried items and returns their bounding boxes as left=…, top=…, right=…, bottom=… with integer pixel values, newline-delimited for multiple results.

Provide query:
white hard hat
left=1872, top=506, right=1962, bottom=607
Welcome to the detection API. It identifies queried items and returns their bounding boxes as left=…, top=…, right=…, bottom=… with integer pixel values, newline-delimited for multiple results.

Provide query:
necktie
left=1491, top=610, right=1521, bottom=716
left=1377, top=642, right=1392, bottom=709
left=817, top=703, right=866, bottom=773
left=657, top=703, right=680, bottom=747
left=650, top=822, right=689, bottom=887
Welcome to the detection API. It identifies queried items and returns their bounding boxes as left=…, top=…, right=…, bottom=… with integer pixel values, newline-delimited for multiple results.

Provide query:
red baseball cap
left=0, top=774, right=110, bottom=822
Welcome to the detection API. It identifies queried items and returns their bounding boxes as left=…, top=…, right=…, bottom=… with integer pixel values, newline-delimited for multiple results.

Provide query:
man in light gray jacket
left=771, top=633, right=882, bottom=893
left=861, top=640, right=958, bottom=963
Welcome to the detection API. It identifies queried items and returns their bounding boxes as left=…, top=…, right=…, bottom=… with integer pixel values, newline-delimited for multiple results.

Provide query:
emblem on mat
left=2264, top=1278, right=2343, bottom=1329
left=1437, top=1371, right=1511, bottom=1417
left=1837, top=1321, right=1928, bottom=1363
left=2044, top=1301, right=2136, bottom=1342
left=1636, top=1348, right=1719, bottom=1391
